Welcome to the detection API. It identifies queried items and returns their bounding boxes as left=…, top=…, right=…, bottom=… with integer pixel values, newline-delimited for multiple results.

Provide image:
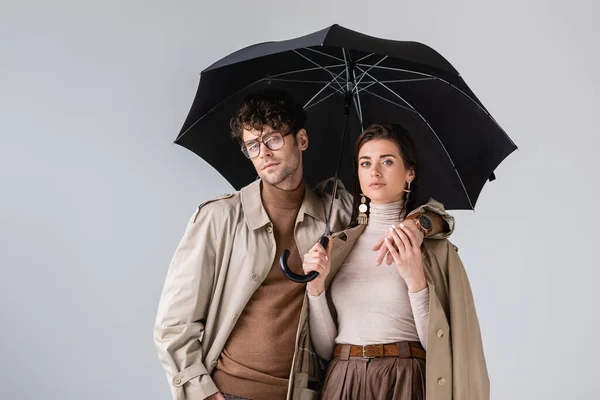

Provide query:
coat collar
left=240, top=179, right=327, bottom=230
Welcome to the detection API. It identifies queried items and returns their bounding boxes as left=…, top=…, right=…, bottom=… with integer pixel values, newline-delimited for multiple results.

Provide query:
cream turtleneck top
left=307, top=200, right=430, bottom=360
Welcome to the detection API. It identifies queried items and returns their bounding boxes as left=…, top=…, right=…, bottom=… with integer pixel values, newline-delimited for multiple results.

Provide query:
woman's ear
left=407, top=168, right=416, bottom=183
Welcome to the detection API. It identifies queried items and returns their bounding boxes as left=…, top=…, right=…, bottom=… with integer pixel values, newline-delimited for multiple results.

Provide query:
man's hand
left=384, top=224, right=427, bottom=292
left=372, top=219, right=424, bottom=266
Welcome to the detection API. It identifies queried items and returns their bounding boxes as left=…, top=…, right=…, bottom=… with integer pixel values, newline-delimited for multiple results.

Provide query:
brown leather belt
left=333, top=342, right=426, bottom=360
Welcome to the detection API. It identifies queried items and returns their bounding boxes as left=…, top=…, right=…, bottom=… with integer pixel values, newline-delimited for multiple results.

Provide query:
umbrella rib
left=351, top=68, right=364, bottom=128
left=357, top=64, right=434, bottom=79
left=304, top=91, right=337, bottom=111
left=357, top=64, right=516, bottom=148
left=304, top=69, right=349, bottom=109
left=355, top=81, right=380, bottom=95
left=304, top=47, right=345, bottom=62
left=354, top=79, right=435, bottom=92
left=370, top=77, right=437, bottom=84
left=356, top=52, right=377, bottom=64
left=356, top=81, right=378, bottom=94
left=355, top=56, right=389, bottom=87
left=268, top=64, right=346, bottom=79
left=343, top=48, right=351, bottom=93
left=354, top=65, right=417, bottom=111
left=418, top=115, right=474, bottom=209
left=175, top=78, right=268, bottom=141
left=177, top=66, right=343, bottom=142
left=293, top=50, right=346, bottom=92
left=361, top=89, right=419, bottom=114
left=267, top=78, right=344, bottom=84
left=344, top=47, right=364, bottom=129
left=177, top=59, right=346, bottom=142
left=438, top=81, right=517, bottom=148
left=361, top=84, right=475, bottom=208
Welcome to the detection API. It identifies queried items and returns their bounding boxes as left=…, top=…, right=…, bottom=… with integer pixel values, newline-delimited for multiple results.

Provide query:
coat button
left=266, top=225, right=273, bottom=233
left=251, top=272, right=258, bottom=280
left=174, top=378, right=181, bottom=385
left=437, top=329, right=444, bottom=338
left=211, top=360, right=217, bottom=367
left=438, top=378, right=446, bottom=386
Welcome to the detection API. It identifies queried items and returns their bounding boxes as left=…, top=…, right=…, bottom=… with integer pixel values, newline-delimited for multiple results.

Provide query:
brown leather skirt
left=321, top=341, right=426, bottom=400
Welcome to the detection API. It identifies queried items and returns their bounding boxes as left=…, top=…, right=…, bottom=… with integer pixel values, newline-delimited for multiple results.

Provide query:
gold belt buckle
left=362, top=345, right=376, bottom=359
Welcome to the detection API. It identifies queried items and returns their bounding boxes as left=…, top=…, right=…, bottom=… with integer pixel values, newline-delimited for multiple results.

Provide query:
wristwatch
left=415, top=214, right=433, bottom=236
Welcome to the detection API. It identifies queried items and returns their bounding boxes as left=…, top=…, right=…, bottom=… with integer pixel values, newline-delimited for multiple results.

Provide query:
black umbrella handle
left=279, top=236, right=329, bottom=283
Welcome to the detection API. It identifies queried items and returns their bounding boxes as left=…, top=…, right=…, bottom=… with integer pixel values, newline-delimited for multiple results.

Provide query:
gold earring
left=358, top=194, right=369, bottom=225
left=404, top=181, right=411, bottom=203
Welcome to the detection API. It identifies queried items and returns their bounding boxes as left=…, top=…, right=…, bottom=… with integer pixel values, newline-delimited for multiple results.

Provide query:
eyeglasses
left=241, top=131, right=293, bottom=159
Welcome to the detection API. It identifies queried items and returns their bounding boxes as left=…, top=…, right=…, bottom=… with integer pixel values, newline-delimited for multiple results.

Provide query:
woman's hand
left=372, top=219, right=425, bottom=266
left=302, top=240, right=332, bottom=296
left=384, top=223, right=427, bottom=293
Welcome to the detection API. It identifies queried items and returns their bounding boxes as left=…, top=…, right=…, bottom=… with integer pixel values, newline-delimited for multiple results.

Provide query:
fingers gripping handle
left=279, top=236, right=329, bottom=283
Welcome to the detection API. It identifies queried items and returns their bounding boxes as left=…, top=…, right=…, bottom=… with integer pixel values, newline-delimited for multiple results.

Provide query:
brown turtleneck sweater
left=212, top=181, right=306, bottom=400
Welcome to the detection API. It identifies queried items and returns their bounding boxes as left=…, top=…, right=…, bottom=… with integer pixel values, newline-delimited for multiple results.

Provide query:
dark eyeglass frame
left=241, top=130, right=294, bottom=159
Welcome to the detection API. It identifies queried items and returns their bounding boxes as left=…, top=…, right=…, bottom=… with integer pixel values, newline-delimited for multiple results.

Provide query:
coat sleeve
left=446, top=241, right=490, bottom=400
left=154, top=205, right=223, bottom=400
left=408, top=198, right=455, bottom=239
left=313, top=178, right=355, bottom=230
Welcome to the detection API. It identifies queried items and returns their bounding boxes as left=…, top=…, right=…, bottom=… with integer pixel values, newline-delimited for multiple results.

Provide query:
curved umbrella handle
left=280, top=236, right=329, bottom=283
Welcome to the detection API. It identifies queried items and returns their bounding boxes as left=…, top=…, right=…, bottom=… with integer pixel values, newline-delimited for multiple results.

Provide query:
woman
left=302, top=124, right=489, bottom=400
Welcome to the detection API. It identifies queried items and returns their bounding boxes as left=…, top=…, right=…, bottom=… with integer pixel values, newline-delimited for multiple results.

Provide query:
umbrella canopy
left=175, top=24, right=516, bottom=211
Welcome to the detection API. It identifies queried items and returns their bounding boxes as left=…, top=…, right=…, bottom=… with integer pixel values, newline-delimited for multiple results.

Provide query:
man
left=154, top=91, right=454, bottom=400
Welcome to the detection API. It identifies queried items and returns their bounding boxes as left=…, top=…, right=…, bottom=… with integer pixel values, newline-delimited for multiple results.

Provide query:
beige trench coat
left=324, top=200, right=489, bottom=400
left=154, top=180, right=354, bottom=400
left=154, top=179, right=455, bottom=400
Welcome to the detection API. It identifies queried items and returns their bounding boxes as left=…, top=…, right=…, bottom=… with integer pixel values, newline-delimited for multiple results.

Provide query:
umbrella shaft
left=324, top=91, right=353, bottom=235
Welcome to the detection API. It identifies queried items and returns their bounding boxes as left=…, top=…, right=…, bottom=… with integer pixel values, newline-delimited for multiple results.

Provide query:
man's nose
left=259, top=141, right=272, bottom=158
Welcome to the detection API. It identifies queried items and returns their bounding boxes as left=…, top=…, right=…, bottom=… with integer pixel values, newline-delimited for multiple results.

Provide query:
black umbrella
left=175, top=24, right=517, bottom=283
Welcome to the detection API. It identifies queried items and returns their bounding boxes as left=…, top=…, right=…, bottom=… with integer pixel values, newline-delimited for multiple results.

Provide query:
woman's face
left=357, top=139, right=415, bottom=204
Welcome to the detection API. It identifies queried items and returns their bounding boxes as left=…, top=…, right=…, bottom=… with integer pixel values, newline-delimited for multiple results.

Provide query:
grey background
left=1, top=0, right=599, bottom=399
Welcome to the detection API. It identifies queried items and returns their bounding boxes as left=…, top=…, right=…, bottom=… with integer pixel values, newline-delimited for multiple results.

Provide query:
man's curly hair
left=230, top=91, right=307, bottom=144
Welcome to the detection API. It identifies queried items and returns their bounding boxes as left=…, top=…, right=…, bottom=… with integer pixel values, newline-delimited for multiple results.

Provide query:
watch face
left=418, top=215, right=433, bottom=231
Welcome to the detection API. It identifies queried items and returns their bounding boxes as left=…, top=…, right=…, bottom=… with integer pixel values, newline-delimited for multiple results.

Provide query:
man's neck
left=261, top=180, right=305, bottom=214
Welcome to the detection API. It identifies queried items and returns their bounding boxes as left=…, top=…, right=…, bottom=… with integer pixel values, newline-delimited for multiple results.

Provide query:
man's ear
left=296, top=129, right=309, bottom=151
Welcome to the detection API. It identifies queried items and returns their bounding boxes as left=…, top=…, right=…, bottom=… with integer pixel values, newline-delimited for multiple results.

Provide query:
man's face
left=241, top=124, right=308, bottom=188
